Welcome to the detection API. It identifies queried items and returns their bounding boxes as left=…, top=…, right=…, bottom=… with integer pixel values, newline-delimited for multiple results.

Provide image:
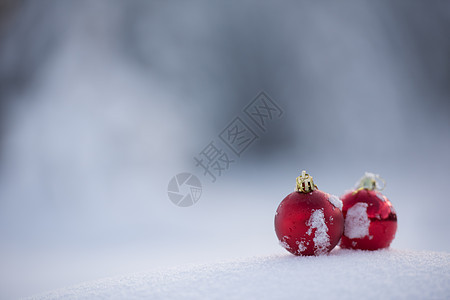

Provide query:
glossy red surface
left=340, top=189, right=397, bottom=250
left=274, top=190, right=344, bottom=256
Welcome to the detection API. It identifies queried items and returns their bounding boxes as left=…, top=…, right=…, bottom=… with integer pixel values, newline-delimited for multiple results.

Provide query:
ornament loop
left=354, top=172, right=385, bottom=193
left=296, top=170, right=318, bottom=193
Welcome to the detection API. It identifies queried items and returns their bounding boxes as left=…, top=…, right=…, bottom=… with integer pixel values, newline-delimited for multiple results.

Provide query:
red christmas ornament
left=275, top=171, right=344, bottom=256
left=340, top=173, right=397, bottom=250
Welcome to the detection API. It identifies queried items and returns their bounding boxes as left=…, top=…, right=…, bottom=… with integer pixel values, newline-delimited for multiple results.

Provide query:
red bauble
left=340, top=174, right=397, bottom=250
left=274, top=171, right=344, bottom=256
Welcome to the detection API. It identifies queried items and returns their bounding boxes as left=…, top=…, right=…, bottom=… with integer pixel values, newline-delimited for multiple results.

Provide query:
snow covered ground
left=28, top=249, right=450, bottom=300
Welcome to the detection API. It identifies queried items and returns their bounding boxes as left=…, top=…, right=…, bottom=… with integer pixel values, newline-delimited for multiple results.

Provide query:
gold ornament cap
left=296, top=170, right=318, bottom=193
left=353, top=172, right=385, bottom=193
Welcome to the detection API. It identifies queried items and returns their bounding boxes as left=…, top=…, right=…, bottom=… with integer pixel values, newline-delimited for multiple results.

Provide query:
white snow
left=297, top=240, right=307, bottom=253
left=344, top=203, right=370, bottom=239
left=306, top=209, right=330, bottom=255
left=327, top=194, right=343, bottom=210
left=28, top=249, right=450, bottom=300
left=280, top=236, right=291, bottom=250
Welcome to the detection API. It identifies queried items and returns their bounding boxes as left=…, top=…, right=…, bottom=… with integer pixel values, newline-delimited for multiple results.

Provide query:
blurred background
left=0, top=0, right=449, bottom=298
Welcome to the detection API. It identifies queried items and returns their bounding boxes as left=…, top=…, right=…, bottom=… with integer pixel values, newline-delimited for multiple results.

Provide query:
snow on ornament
left=274, top=171, right=344, bottom=256
left=340, top=172, right=397, bottom=250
